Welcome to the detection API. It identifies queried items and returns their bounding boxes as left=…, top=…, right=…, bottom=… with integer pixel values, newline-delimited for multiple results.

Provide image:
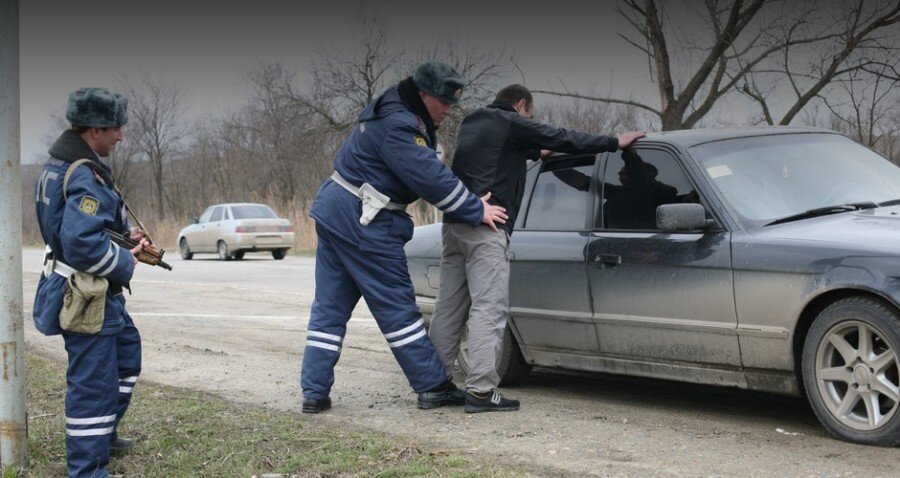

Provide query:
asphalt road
left=20, top=248, right=900, bottom=477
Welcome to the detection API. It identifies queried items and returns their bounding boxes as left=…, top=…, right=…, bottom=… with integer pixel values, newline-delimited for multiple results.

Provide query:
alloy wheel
left=815, top=320, right=900, bottom=431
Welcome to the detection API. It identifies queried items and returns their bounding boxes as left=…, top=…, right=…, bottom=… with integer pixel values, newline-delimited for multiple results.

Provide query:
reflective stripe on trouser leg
left=301, top=224, right=360, bottom=400
left=428, top=223, right=472, bottom=376
left=63, top=331, right=119, bottom=478
left=337, top=234, right=448, bottom=393
left=113, top=318, right=141, bottom=441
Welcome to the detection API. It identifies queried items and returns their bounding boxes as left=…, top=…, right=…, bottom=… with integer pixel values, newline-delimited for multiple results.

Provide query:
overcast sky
left=20, top=0, right=670, bottom=162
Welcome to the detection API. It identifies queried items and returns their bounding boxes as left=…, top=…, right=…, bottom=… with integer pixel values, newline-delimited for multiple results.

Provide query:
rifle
left=104, top=228, right=173, bottom=271
left=60, top=159, right=173, bottom=271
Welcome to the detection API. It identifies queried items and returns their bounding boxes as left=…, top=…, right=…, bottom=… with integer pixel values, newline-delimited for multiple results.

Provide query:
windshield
left=230, top=205, right=277, bottom=219
left=691, top=133, right=900, bottom=228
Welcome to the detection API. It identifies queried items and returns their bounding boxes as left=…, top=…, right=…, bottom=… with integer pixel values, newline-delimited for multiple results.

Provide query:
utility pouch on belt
left=358, top=182, right=391, bottom=226
left=59, top=271, right=108, bottom=334
left=330, top=171, right=406, bottom=226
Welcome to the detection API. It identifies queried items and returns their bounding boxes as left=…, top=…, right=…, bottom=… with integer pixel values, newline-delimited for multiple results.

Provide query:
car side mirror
left=191, top=217, right=199, bottom=224
left=656, top=203, right=713, bottom=231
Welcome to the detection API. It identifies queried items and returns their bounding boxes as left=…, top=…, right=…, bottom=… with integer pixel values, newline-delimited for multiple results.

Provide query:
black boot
left=109, top=436, right=134, bottom=454
left=302, top=396, right=332, bottom=413
left=464, top=390, right=520, bottom=413
left=417, top=379, right=466, bottom=409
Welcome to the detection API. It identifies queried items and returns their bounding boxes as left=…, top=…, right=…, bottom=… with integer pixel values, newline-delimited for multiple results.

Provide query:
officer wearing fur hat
left=33, top=88, right=148, bottom=478
left=300, top=62, right=508, bottom=412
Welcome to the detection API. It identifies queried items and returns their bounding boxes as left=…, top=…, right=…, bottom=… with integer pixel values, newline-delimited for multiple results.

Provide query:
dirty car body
left=407, top=127, right=900, bottom=446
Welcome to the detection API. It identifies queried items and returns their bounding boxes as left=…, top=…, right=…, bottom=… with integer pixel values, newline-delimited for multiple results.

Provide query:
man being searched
left=300, top=62, right=508, bottom=413
left=429, top=84, right=645, bottom=412
left=32, top=88, right=148, bottom=478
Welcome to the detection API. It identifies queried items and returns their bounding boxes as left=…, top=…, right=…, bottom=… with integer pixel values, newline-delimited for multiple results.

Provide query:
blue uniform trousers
left=301, top=223, right=447, bottom=399
left=62, top=317, right=141, bottom=478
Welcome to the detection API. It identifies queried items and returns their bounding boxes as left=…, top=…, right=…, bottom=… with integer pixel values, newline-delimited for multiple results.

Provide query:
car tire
left=802, top=296, right=900, bottom=446
left=272, top=249, right=287, bottom=260
left=179, top=238, right=193, bottom=260
left=232, top=251, right=245, bottom=260
left=217, top=241, right=232, bottom=261
left=457, top=325, right=532, bottom=386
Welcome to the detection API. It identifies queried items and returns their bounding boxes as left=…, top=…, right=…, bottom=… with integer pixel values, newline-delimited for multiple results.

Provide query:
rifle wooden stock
left=104, top=228, right=173, bottom=271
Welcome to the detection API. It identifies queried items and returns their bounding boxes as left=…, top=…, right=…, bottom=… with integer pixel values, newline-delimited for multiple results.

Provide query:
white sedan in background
left=177, top=203, right=295, bottom=260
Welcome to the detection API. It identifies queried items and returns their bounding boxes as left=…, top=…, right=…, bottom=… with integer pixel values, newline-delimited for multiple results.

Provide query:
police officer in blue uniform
left=301, top=62, right=508, bottom=412
left=33, top=88, right=147, bottom=478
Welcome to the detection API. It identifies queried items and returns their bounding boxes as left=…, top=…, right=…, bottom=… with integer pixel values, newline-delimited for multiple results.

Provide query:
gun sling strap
left=62, top=158, right=151, bottom=235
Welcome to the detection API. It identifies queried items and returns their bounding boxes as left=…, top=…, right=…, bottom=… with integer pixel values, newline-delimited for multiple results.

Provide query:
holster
left=59, top=271, right=108, bottom=334
left=358, top=182, right=391, bottom=226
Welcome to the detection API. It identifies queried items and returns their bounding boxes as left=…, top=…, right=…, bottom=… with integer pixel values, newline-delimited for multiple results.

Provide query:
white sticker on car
left=707, top=164, right=733, bottom=178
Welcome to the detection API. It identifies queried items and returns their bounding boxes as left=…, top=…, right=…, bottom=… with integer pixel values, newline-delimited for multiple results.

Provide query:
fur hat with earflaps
left=66, top=87, right=128, bottom=128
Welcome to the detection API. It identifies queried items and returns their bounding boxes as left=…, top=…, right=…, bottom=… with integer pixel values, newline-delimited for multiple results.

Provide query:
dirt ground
left=21, top=249, right=900, bottom=477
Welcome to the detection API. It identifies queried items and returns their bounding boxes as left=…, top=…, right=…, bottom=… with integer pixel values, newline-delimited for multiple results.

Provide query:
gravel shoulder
left=21, top=249, right=900, bottom=477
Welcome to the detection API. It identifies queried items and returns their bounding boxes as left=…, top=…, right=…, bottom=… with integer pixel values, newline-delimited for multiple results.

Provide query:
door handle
left=592, top=253, right=621, bottom=267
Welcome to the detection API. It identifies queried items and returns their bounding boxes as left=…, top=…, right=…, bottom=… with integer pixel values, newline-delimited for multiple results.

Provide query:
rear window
left=231, top=205, right=277, bottom=219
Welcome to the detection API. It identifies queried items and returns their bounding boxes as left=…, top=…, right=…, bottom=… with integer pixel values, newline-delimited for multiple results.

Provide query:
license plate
left=255, top=236, right=280, bottom=244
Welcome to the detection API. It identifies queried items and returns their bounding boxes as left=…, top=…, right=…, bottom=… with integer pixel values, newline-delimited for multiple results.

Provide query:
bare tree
left=266, top=14, right=403, bottom=134
left=744, top=0, right=900, bottom=125
left=239, top=16, right=512, bottom=219
left=533, top=0, right=900, bottom=130
left=108, top=132, right=142, bottom=195
left=267, top=15, right=511, bottom=157
left=121, top=74, right=185, bottom=217
left=234, top=64, right=334, bottom=204
left=313, top=15, right=402, bottom=127
left=821, top=63, right=900, bottom=148
left=125, top=15, right=516, bottom=242
left=225, top=16, right=405, bottom=206
left=538, top=99, right=644, bottom=136
left=413, top=39, right=512, bottom=160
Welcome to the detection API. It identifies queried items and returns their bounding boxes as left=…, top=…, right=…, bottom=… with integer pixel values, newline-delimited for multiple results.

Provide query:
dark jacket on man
left=446, top=100, right=619, bottom=234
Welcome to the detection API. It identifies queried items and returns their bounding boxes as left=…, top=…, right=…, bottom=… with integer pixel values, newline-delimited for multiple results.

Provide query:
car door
left=207, top=206, right=226, bottom=248
left=508, top=155, right=599, bottom=360
left=188, top=207, right=215, bottom=251
left=587, top=146, right=741, bottom=366
left=197, top=206, right=224, bottom=251
left=219, top=206, right=233, bottom=244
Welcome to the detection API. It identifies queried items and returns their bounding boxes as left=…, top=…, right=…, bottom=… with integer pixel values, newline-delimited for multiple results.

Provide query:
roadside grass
left=18, top=353, right=512, bottom=477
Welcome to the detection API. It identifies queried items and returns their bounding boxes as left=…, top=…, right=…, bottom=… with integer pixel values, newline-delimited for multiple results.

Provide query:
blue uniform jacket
left=33, top=130, right=136, bottom=336
left=310, top=84, right=483, bottom=257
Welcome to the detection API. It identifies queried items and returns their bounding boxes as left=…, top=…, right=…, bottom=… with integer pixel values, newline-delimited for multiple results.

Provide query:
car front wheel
left=457, top=325, right=532, bottom=386
left=802, top=296, right=900, bottom=446
left=217, top=241, right=232, bottom=261
left=179, top=238, right=193, bottom=260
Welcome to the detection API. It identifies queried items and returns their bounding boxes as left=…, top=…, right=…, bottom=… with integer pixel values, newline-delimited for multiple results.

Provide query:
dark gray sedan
left=407, top=126, right=900, bottom=446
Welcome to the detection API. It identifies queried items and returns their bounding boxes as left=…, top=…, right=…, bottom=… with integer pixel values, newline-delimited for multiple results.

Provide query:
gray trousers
left=428, top=223, right=509, bottom=393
